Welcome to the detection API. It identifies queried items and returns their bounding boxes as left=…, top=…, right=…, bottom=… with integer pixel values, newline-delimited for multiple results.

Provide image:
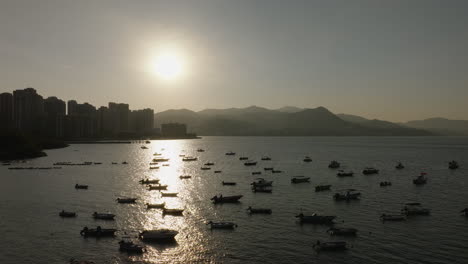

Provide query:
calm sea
left=1, top=137, right=468, bottom=264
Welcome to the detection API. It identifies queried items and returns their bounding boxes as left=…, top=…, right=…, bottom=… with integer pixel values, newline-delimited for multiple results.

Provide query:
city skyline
left=1, top=0, right=468, bottom=122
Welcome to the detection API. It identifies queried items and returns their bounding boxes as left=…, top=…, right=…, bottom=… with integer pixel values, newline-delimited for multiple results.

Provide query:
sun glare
left=151, top=49, right=185, bottom=81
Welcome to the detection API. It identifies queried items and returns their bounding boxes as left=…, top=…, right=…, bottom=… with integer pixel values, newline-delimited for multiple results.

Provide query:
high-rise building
left=130, top=108, right=154, bottom=135
left=64, top=100, right=98, bottom=138
left=13, top=88, right=45, bottom=134
left=108, top=102, right=130, bottom=135
left=44, top=96, right=66, bottom=137
left=0, top=92, right=14, bottom=133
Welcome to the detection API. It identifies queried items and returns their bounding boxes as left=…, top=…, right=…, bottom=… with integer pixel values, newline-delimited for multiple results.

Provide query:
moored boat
left=214, top=170, right=222, bottom=173
left=204, top=162, right=215, bottom=166
left=333, top=189, right=361, bottom=201
left=413, top=173, right=427, bottom=185
left=207, top=221, right=237, bottom=229
left=313, top=240, right=348, bottom=251
left=296, top=213, right=336, bottom=224
left=162, top=208, right=184, bottom=216
left=80, top=226, right=116, bottom=237
left=264, top=167, right=273, bottom=171
left=211, top=195, right=243, bottom=204
left=119, top=239, right=145, bottom=253
left=146, top=202, right=165, bottom=209
left=139, top=179, right=160, bottom=184
left=247, top=206, right=272, bottom=214
left=337, top=170, right=354, bottom=177
left=315, top=185, right=332, bottom=192
left=244, top=161, right=257, bottom=166
left=75, top=184, right=88, bottom=189
left=252, top=171, right=262, bottom=175
left=328, top=160, right=340, bottom=168
left=380, top=181, right=392, bottom=187
left=92, top=212, right=115, bottom=220
left=402, top=203, right=430, bottom=216
left=239, top=157, right=248, bottom=160
left=327, top=227, right=358, bottom=236
left=59, top=210, right=76, bottom=217
left=179, top=175, right=192, bottom=179
left=148, top=184, right=168, bottom=190
left=362, top=167, right=379, bottom=175
left=380, top=213, right=406, bottom=222
left=139, top=229, right=178, bottom=242
left=225, top=151, right=236, bottom=156
left=201, top=167, right=211, bottom=170
left=449, top=160, right=459, bottom=170
left=117, top=197, right=137, bottom=204
left=460, top=208, right=468, bottom=217
left=291, top=176, right=310, bottom=183
left=303, top=156, right=312, bottom=162
left=182, top=157, right=197, bottom=161
left=153, top=158, right=169, bottom=162
left=222, top=181, right=236, bottom=186
left=261, top=156, right=271, bottom=161
left=395, top=162, right=405, bottom=169
left=161, top=192, right=178, bottom=197
left=251, top=178, right=273, bottom=187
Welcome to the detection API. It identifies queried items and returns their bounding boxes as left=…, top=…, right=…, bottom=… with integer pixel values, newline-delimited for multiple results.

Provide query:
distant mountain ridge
left=403, top=118, right=468, bottom=136
left=155, top=106, right=432, bottom=136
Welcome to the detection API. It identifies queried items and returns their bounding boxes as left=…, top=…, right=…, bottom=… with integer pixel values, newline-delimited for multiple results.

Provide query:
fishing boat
left=149, top=166, right=159, bottom=170
left=75, top=184, right=88, bottom=189
left=247, top=206, right=272, bottom=214
left=80, top=226, right=116, bottom=237
left=380, top=213, right=406, bottom=222
left=92, top=212, right=115, bottom=220
left=328, top=160, right=340, bottom=168
left=449, top=160, right=459, bottom=170
left=252, top=171, right=262, bottom=175
left=402, top=203, right=430, bottom=216
left=413, top=173, right=427, bottom=185
left=225, top=151, right=236, bottom=156
left=122, top=161, right=128, bottom=164
left=116, top=197, right=137, bottom=204
left=313, top=240, right=348, bottom=251
left=139, top=229, right=178, bottom=242
left=162, top=208, right=184, bottom=216
left=153, top=153, right=162, bottom=156
left=139, top=179, right=159, bottom=184
left=141, top=146, right=148, bottom=149
left=252, top=185, right=272, bottom=193
left=145, top=140, right=150, bottom=144
left=303, top=156, right=312, bottom=162
left=214, top=170, right=222, bottom=173
left=327, top=227, right=358, bottom=236
left=315, top=185, right=332, bottom=192
left=201, top=167, right=211, bottom=170
left=264, top=167, right=273, bottom=171
left=197, top=148, right=205, bottom=152
left=395, top=162, right=405, bottom=169
left=380, top=181, right=392, bottom=187
left=251, top=178, right=273, bottom=187
left=182, top=157, right=197, bottom=161
left=296, top=213, right=336, bottom=224
left=291, top=176, right=310, bottom=183
left=272, top=170, right=282, bottom=173
left=119, top=239, right=145, bottom=253
left=337, top=170, right=354, bottom=177
left=148, top=184, right=168, bottom=190
left=222, top=181, right=237, bottom=186
left=153, top=158, right=169, bottom=162
left=244, top=161, right=257, bottom=166
left=161, top=192, right=178, bottom=197
left=261, top=156, right=272, bottom=161
left=362, top=167, right=379, bottom=175
left=211, top=195, right=243, bottom=204
left=239, top=157, right=248, bottom=160
left=59, top=210, right=76, bottom=217
left=179, top=175, right=192, bottom=179
left=146, top=202, right=165, bottom=209
left=207, top=221, right=237, bottom=229
left=333, top=189, right=361, bottom=201
left=162, top=164, right=169, bottom=167
left=204, top=162, right=215, bottom=166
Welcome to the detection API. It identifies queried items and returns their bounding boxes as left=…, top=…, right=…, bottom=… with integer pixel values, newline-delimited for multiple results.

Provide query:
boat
left=362, top=167, right=379, bottom=175
left=162, top=164, right=169, bottom=167
left=296, top=213, right=336, bottom=224
left=327, top=227, right=358, bottom=236
left=75, top=184, right=88, bottom=189
left=380, top=213, right=406, bottom=222
left=201, top=167, right=211, bottom=170
left=153, top=158, right=169, bottom=162
left=222, top=181, right=236, bottom=186
left=225, top=151, right=236, bottom=156
left=413, top=173, right=427, bottom=185
left=214, top=170, right=222, bottom=173
left=272, top=170, right=282, bottom=173
left=162, top=208, right=184, bottom=216
left=161, top=192, right=178, bottom=197
left=251, top=178, right=273, bottom=187
left=252, top=185, right=272, bottom=193
left=264, top=167, right=273, bottom=171
left=153, top=153, right=162, bottom=156
left=239, top=157, right=248, bottom=160
left=261, top=156, right=271, bottom=161
left=116, top=197, right=137, bottom=204
left=252, top=171, right=262, bottom=175
left=197, top=148, right=205, bottom=152
left=328, top=160, right=340, bottom=168
left=145, top=140, right=151, bottom=144
left=139, top=179, right=160, bottom=184
left=247, top=206, right=272, bottom=214
left=93, top=162, right=102, bottom=165
left=460, top=208, right=468, bottom=217
left=59, top=210, right=77, bottom=217
left=313, top=240, right=348, bottom=251
left=141, top=146, right=148, bottom=149
left=244, top=161, right=257, bottom=166
left=449, top=160, right=459, bottom=170
left=119, top=239, right=145, bottom=253
left=111, top=162, right=118, bottom=165
left=146, top=202, right=165, bottom=209
left=80, top=226, right=116, bottom=237
left=395, top=162, right=405, bottom=169
left=207, top=221, right=237, bottom=229
left=149, top=166, right=159, bottom=170
left=211, top=195, right=243, bottom=204
left=380, top=181, right=392, bottom=187
left=337, top=170, right=354, bottom=177
left=122, top=161, right=128, bottom=164
left=139, top=229, right=178, bottom=242
left=291, top=176, right=310, bottom=183
left=333, top=189, right=361, bottom=201
left=179, top=154, right=185, bottom=157
left=148, top=184, right=168, bottom=190
left=149, top=162, right=159, bottom=165
left=92, top=212, right=115, bottom=220
left=204, top=162, right=215, bottom=166
left=179, top=175, right=192, bottom=179
left=182, top=157, right=197, bottom=161
left=303, top=156, right=312, bottom=162
left=315, top=185, right=332, bottom=192
left=402, top=203, right=430, bottom=216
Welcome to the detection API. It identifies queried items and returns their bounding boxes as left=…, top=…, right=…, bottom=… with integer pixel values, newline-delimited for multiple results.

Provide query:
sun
left=151, top=50, right=185, bottom=81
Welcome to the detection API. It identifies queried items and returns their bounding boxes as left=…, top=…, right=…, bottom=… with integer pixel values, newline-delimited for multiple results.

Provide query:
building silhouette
left=0, top=92, right=14, bottom=133
left=12, top=88, right=45, bottom=134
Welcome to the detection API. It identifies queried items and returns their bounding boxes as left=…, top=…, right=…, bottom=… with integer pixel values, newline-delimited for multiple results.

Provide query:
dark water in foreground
left=1, top=137, right=468, bottom=264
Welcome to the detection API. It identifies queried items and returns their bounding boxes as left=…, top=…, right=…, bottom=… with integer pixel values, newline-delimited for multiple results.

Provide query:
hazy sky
left=1, top=0, right=467, bottom=121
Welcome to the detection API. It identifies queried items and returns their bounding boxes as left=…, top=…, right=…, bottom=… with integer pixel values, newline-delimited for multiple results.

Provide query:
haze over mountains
left=153, top=106, right=462, bottom=136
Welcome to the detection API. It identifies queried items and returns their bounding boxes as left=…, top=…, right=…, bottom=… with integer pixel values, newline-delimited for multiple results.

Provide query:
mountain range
left=154, top=106, right=450, bottom=136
